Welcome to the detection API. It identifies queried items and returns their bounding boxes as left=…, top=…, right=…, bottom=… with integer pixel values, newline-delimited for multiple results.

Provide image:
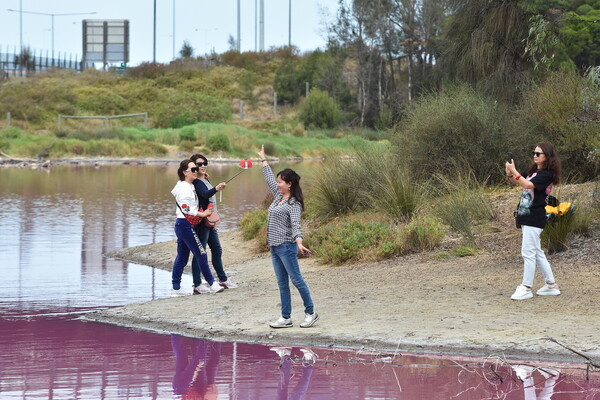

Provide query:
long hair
left=525, top=142, right=561, bottom=184
left=190, top=153, right=207, bottom=164
left=277, top=168, right=304, bottom=210
left=177, top=159, right=193, bottom=181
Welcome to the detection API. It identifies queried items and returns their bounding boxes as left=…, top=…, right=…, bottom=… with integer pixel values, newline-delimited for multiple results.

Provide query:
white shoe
left=536, top=283, right=561, bottom=296
left=269, top=316, right=293, bottom=329
left=210, top=281, right=224, bottom=293
left=171, top=288, right=188, bottom=297
left=193, top=283, right=210, bottom=294
left=300, top=312, right=319, bottom=328
left=511, top=285, right=533, bottom=300
left=269, top=346, right=291, bottom=358
left=512, top=365, right=534, bottom=381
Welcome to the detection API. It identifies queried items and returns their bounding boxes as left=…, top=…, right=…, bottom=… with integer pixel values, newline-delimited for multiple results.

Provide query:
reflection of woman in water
left=171, top=335, right=221, bottom=399
left=512, top=365, right=560, bottom=400
left=271, top=347, right=315, bottom=400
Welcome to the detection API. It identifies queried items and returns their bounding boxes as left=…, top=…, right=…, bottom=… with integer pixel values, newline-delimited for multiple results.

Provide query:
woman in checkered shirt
left=258, top=145, right=319, bottom=329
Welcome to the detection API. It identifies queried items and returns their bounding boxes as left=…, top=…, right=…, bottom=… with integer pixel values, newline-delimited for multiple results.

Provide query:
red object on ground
left=239, top=160, right=253, bottom=168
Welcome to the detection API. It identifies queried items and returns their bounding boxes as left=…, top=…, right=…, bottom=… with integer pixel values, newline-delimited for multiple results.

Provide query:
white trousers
left=521, top=225, right=556, bottom=287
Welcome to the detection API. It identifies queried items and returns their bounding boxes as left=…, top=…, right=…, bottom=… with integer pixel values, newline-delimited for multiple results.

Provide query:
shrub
left=153, top=89, right=232, bottom=128
left=400, top=216, right=446, bottom=252
left=179, top=126, right=197, bottom=141
left=304, top=215, right=401, bottom=265
left=298, top=88, right=342, bottom=129
left=74, top=86, right=128, bottom=115
left=0, top=126, right=23, bottom=139
left=291, top=123, right=305, bottom=137
left=206, top=133, right=231, bottom=152
left=238, top=208, right=268, bottom=245
left=393, top=85, right=509, bottom=182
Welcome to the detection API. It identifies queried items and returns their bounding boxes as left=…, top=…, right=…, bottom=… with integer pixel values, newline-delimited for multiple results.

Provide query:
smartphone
left=506, top=152, right=513, bottom=162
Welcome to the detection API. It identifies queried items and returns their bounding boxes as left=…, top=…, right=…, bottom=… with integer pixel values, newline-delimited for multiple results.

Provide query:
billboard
left=83, top=20, right=129, bottom=64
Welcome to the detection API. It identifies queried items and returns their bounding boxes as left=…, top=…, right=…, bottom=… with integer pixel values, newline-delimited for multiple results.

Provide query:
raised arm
left=258, top=144, right=278, bottom=197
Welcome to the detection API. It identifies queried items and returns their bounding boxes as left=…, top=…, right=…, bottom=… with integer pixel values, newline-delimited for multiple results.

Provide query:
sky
left=0, top=0, right=341, bottom=66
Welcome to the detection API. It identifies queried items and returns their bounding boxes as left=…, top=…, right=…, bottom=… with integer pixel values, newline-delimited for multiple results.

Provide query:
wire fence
left=0, top=45, right=95, bottom=78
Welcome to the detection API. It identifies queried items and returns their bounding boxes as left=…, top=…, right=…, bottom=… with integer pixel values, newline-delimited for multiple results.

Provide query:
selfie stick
left=225, top=160, right=253, bottom=184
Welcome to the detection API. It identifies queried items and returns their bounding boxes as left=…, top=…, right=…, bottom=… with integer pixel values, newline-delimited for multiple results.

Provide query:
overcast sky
left=0, top=0, right=340, bottom=65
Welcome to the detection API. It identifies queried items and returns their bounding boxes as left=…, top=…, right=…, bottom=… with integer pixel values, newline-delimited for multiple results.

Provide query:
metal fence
left=0, top=46, right=95, bottom=78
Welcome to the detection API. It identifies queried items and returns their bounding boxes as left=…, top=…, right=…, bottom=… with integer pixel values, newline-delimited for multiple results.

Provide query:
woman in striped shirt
left=258, top=145, right=319, bottom=329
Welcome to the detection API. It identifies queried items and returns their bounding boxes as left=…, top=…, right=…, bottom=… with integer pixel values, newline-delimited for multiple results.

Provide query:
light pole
left=7, top=8, right=96, bottom=60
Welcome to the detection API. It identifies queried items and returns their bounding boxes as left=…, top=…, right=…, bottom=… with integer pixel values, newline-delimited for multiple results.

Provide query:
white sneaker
left=193, top=284, right=210, bottom=294
left=536, top=283, right=561, bottom=296
left=512, top=364, right=534, bottom=381
left=511, top=285, right=533, bottom=300
left=300, top=312, right=319, bottom=328
left=171, top=288, right=188, bottom=297
left=220, top=280, right=238, bottom=289
left=269, top=316, right=293, bottom=329
left=210, top=281, right=224, bottom=293
left=300, top=348, right=318, bottom=363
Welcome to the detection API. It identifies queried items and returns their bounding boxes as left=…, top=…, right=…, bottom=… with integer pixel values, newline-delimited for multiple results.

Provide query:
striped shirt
left=263, top=164, right=303, bottom=247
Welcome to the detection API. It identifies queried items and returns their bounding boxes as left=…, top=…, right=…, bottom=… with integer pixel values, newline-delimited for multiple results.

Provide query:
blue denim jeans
left=270, top=242, right=314, bottom=318
left=192, top=225, right=227, bottom=282
left=172, top=219, right=214, bottom=289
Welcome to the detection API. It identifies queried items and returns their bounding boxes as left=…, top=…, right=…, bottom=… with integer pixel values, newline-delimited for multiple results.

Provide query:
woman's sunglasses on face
left=532, top=151, right=545, bottom=157
left=185, top=167, right=199, bottom=173
left=196, top=161, right=208, bottom=167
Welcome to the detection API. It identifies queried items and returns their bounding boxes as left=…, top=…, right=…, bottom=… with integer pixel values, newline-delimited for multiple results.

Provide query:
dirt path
left=90, top=215, right=600, bottom=364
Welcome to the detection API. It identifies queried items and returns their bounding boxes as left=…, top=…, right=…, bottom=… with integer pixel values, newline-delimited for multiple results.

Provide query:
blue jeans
left=172, top=219, right=215, bottom=289
left=270, top=242, right=314, bottom=318
left=192, top=225, right=227, bottom=282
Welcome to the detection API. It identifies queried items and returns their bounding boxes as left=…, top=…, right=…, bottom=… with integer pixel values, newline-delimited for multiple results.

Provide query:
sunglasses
left=532, top=151, right=545, bottom=157
left=185, top=167, right=199, bottom=173
left=196, top=161, right=208, bottom=167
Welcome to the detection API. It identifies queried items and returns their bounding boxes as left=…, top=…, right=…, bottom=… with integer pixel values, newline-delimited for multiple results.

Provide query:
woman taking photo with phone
left=258, top=145, right=319, bottom=329
left=170, top=159, right=224, bottom=296
left=505, top=142, right=561, bottom=300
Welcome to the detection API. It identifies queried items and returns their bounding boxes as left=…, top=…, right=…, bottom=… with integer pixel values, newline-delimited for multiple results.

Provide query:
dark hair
left=526, top=141, right=561, bottom=184
left=177, top=159, right=194, bottom=181
left=190, top=153, right=207, bottom=164
left=277, top=168, right=304, bottom=210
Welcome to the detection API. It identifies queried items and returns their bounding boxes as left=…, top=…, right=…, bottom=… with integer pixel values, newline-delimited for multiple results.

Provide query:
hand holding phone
left=506, top=152, right=513, bottom=163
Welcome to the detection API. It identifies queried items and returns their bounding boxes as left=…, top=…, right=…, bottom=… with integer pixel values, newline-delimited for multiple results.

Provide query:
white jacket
left=171, top=180, right=199, bottom=218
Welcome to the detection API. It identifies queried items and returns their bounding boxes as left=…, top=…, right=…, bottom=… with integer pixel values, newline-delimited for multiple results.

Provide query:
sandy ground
left=86, top=187, right=600, bottom=365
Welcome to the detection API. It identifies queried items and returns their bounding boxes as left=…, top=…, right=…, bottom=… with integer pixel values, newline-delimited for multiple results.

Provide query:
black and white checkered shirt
left=263, top=164, right=303, bottom=247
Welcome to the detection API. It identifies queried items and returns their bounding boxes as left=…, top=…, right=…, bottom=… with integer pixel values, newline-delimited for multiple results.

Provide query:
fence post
left=273, top=92, right=277, bottom=115
left=104, top=117, right=109, bottom=129
left=240, top=100, right=244, bottom=120
left=143, top=112, right=148, bottom=128
left=57, top=115, right=62, bottom=131
left=305, top=82, right=309, bottom=98
left=6, top=112, right=10, bottom=127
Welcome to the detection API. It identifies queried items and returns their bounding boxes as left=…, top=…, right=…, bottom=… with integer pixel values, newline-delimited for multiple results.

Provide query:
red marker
left=239, top=160, right=253, bottom=168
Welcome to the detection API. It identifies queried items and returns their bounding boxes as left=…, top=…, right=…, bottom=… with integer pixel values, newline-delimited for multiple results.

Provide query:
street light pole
left=7, top=8, right=97, bottom=60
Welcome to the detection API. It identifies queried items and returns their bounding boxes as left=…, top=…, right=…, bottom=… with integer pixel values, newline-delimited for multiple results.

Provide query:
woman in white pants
left=505, top=142, right=561, bottom=300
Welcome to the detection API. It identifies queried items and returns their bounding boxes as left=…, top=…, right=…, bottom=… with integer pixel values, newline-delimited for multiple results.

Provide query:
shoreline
left=86, top=230, right=600, bottom=366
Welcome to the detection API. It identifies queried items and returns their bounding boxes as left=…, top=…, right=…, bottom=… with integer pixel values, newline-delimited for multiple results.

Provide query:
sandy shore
left=86, top=221, right=600, bottom=365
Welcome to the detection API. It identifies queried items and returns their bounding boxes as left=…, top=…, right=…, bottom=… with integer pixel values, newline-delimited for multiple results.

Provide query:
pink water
left=1, top=164, right=598, bottom=399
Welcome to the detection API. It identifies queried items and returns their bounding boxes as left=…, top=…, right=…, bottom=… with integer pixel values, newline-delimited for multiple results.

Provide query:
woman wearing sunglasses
left=505, top=142, right=561, bottom=300
left=170, top=159, right=225, bottom=296
left=189, top=153, right=237, bottom=292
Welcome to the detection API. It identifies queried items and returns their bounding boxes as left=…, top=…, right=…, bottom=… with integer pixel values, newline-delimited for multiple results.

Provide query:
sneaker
left=269, top=316, right=293, bottom=329
left=539, top=367, right=560, bottom=379
left=536, top=283, right=561, bottom=296
left=193, top=283, right=210, bottom=294
left=171, top=288, right=188, bottom=297
left=512, top=364, right=535, bottom=381
left=300, top=312, right=319, bottom=328
left=210, top=281, right=225, bottom=293
left=269, top=346, right=291, bottom=358
left=511, top=285, right=533, bottom=300
left=219, top=280, right=238, bottom=289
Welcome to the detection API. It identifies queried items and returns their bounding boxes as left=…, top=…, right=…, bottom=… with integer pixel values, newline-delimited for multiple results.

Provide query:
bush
left=304, top=215, right=402, bottom=265
left=153, top=89, right=232, bottom=128
left=238, top=209, right=268, bottom=251
left=298, top=88, right=342, bottom=129
left=393, top=85, right=509, bottom=182
left=400, top=216, right=446, bottom=252
left=74, top=86, right=128, bottom=114
left=206, top=133, right=231, bottom=152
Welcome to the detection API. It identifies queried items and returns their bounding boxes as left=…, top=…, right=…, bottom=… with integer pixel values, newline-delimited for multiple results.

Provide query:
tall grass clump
left=298, top=88, right=342, bottom=129
left=400, top=215, right=446, bottom=252
left=430, top=165, right=494, bottom=244
left=393, top=85, right=509, bottom=182
left=541, top=191, right=593, bottom=254
left=238, top=209, right=268, bottom=241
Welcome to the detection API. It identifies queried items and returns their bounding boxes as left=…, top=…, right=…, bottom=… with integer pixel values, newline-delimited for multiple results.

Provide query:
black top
left=516, top=169, right=554, bottom=229
left=192, top=178, right=217, bottom=211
